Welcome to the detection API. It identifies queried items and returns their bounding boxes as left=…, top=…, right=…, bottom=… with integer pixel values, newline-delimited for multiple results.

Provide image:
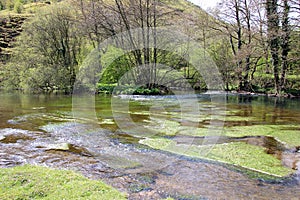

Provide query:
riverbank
left=231, top=89, right=300, bottom=98
left=0, top=165, right=127, bottom=200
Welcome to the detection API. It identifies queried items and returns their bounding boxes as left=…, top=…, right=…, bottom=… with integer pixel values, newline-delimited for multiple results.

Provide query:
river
left=0, top=92, right=299, bottom=199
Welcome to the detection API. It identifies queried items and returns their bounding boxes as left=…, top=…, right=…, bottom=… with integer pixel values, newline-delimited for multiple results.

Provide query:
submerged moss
left=101, top=156, right=142, bottom=169
left=0, top=165, right=127, bottom=200
left=224, top=115, right=257, bottom=122
left=145, top=117, right=300, bottom=147
left=224, top=124, right=300, bottom=147
left=99, top=119, right=115, bottom=125
left=140, top=138, right=294, bottom=177
left=144, top=118, right=181, bottom=136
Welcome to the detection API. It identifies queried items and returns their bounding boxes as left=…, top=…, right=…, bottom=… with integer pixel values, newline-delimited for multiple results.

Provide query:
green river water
left=0, top=92, right=300, bottom=199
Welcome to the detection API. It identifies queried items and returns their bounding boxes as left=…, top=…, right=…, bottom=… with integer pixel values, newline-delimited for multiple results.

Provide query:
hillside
left=0, top=1, right=52, bottom=62
left=0, top=0, right=298, bottom=95
left=0, top=0, right=216, bottom=62
left=0, top=15, right=27, bottom=61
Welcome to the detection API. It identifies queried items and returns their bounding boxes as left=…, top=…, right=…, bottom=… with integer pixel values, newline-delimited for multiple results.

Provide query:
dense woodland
left=0, top=0, right=299, bottom=96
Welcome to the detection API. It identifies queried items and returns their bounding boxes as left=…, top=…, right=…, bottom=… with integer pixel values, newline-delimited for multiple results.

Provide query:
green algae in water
left=145, top=118, right=181, bottom=136
left=140, top=138, right=294, bottom=177
left=101, top=155, right=142, bottom=169
left=99, top=119, right=115, bottom=125
left=224, top=124, right=300, bottom=147
left=0, top=165, right=127, bottom=200
left=177, top=126, right=209, bottom=137
left=224, top=115, right=257, bottom=122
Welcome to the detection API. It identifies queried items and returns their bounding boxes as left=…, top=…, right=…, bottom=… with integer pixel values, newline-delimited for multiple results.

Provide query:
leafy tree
left=2, top=4, right=83, bottom=93
left=266, top=0, right=293, bottom=94
left=14, top=0, right=23, bottom=13
left=5, top=0, right=14, bottom=10
left=209, top=38, right=235, bottom=91
left=77, top=0, right=196, bottom=91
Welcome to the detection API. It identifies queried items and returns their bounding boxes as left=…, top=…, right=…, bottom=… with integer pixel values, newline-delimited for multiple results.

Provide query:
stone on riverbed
left=0, top=135, right=5, bottom=141
left=0, top=128, right=35, bottom=143
left=42, top=143, right=93, bottom=157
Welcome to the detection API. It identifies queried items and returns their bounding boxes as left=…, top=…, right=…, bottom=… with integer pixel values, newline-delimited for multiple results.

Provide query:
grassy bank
left=0, top=165, right=127, bottom=200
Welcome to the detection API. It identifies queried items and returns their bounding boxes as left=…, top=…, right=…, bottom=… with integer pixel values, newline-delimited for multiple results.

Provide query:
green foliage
left=208, top=38, right=235, bottom=90
left=97, top=83, right=117, bottom=94
left=5, top=0, right=14, bottom=10
left=100, top=46, right=129, bottom=84
left=96, top=84, right=166, bottom=95
left=2, top=3, right=83, bottom=93
left=0, top=165, right=127, bottom=199
left=252, top=67, right=300, bottom=94
left=0, top=1, right=4, bottom=10
left=13, top=0, right=23, bottom=13
left=0, top=0, right=299, bottom=94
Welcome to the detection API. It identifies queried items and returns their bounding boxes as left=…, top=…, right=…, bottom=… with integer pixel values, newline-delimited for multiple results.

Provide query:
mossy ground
left=140, top=138, right=294, bottom=177
left=0, top=165, right=127, bottom=200
left=137, top=112, right=300, bottom=178
left=224, top=124, right=300, bottom=147
left=143, top=112, right=300, bottom=147
left=103, top=98, right=300, bottom=179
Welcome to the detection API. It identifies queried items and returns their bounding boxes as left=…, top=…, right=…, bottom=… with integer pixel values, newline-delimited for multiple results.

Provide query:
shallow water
left=0, top=92, right=300, bottom=199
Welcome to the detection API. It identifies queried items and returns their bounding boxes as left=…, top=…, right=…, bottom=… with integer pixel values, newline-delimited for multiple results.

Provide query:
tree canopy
left=0, top=0, right=299, bottom=96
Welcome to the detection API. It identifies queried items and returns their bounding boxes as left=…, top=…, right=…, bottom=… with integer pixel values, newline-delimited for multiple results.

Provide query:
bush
left=14, top=0, right=23, bottom=13
left=5, top=0, right=14, bottom=10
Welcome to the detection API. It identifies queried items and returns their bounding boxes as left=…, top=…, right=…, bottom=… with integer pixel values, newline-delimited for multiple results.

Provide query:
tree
left=209, top=38, right=234, bottom=91
left=280, top=0, right=291, bottom=90
left=266, top=0, right=280, bottom=94
left=212, top=0, right=262, bottom=91
left=14, top=0, right=23, bottom=13
left=266, top=0, right=293, bottom=94
left=77, top=0, right=192, bottom=90
left=2, top=4, right=83, bottom=92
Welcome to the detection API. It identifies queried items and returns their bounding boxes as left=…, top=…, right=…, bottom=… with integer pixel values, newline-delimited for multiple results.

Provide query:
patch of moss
left=140, top=138, right=294, bottom=177
left=142, top=118, right=180, bottom=136
left=140, top=138, right=175, bottom=150
left=177, top=126, right=210, bottom=137
left=224, top=115, right=257, bottom=122
left=0, top=165, right=127, bottom=200
left=224, top=124, right=300, bottom=147
left=102, top=156, right=142, bottom=169
left=99, top=119, right=115, bottom=125
left=128, top=183, right=149, bottom=193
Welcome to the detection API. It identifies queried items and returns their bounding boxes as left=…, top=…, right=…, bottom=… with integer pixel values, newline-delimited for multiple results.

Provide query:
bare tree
left=76, top=0, right=191, bottom=90
left=211, top=0, right=263, bottom=91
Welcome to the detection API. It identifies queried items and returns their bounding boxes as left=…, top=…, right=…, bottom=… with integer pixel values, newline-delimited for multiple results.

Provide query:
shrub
left=14, top=0, right=23, bottom=13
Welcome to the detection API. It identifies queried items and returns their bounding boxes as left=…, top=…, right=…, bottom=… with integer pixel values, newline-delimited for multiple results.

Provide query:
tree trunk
left=280, top=0, right=291, bottom=91
left=266, top=0, right=280, bottom=95
left=234, top=0, right=243, bottom=90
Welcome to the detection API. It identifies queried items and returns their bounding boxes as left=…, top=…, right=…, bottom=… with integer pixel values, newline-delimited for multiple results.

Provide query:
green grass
left=0, top=165, right=127, bottom=200
left=252, top=72, right=300, bottom=93
left=140, top=138, right=294, bottom=177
